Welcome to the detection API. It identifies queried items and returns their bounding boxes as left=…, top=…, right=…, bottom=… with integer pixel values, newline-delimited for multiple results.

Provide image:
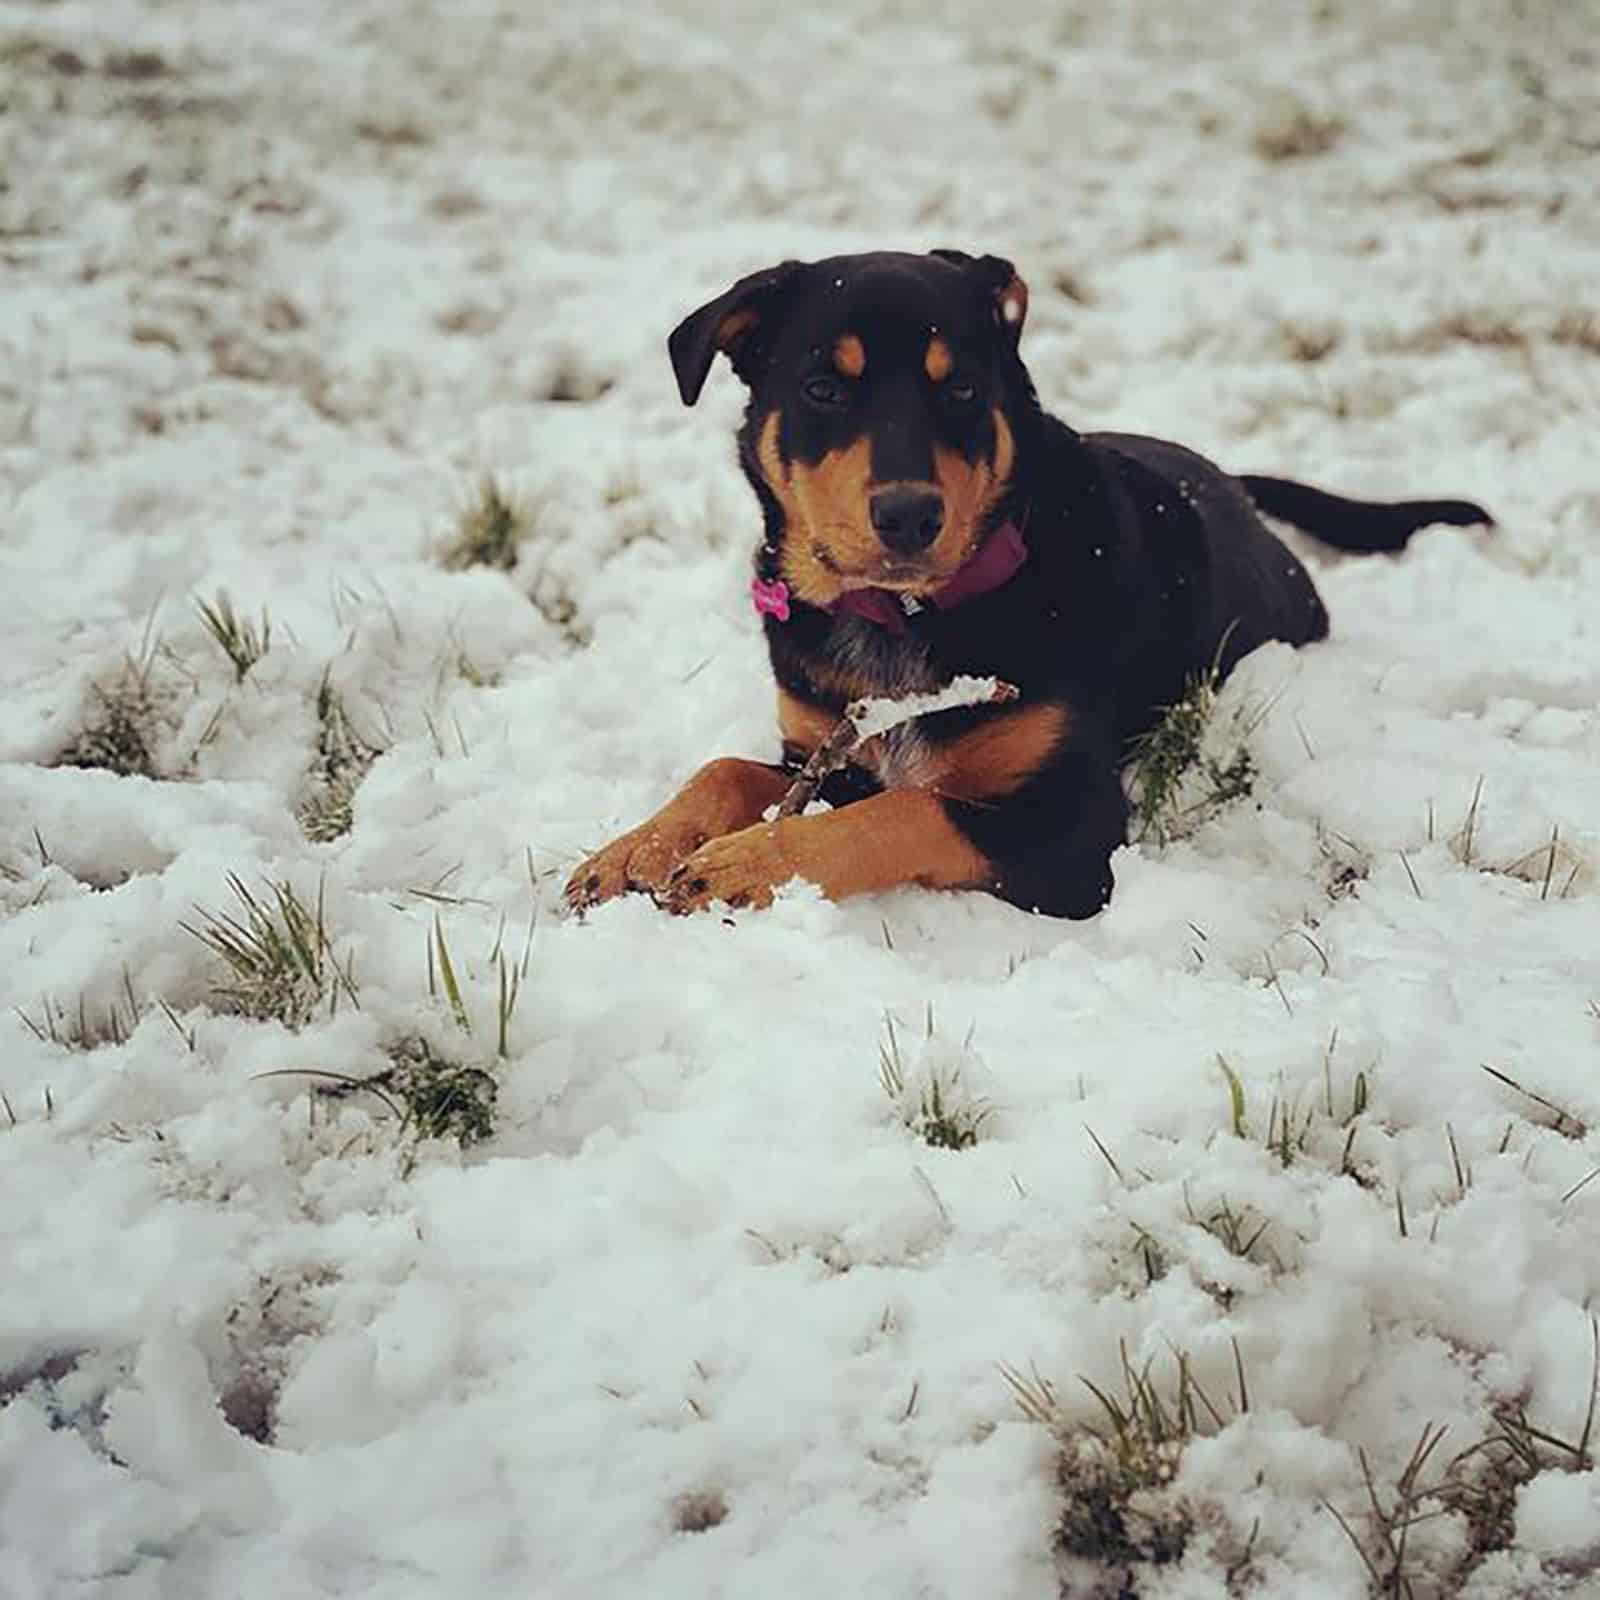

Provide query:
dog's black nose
left=869, top=485, right=945, bottom=553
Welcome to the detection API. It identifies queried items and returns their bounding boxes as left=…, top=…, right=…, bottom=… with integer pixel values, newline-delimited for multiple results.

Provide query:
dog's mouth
left=810, top=542, right=959, bottom=594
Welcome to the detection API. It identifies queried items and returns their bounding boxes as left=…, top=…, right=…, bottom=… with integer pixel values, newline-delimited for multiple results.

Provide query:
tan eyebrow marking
left=832, top=334, right=866, bottom=378
left=924, top=336, right=953, bottom=383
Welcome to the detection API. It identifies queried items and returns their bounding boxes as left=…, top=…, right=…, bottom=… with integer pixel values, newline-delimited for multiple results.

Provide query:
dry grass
left=438, top=476, right=530, bottom=572
left=1327, top=1328, right=1598, bottom=1595
left=1495, top=826, right=1590, bottom=900
left=1446, top=780, right=1590, bottom=898
left=184, top=874, right=357, bottom=1028
left=15, top=970, right=142, bottom=1051
left=195, top=590, right=271, bottom=681
left=1273, top=318, right=1343, bottom=364
left=60, top=666, right=158, bottom=777
left=1253, top=94, right=1344, bottom=161
left=57, top=627, right=174, bottom=776
left=1371, top=309, right=1530, bottom=356
left=1551, top=309, right=1600, bottom=355
left=1321, top=1423, right=1451, bottom=1600
left=670, top=1489, right=730, bottom=1534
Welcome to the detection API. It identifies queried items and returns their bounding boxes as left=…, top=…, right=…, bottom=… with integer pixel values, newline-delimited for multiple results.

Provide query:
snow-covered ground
left=3, top=0, right=1599, bottom=1594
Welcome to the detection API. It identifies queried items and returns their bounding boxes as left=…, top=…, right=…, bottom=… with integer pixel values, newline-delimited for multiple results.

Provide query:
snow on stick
left=775, top=675, right=1019, bottom=817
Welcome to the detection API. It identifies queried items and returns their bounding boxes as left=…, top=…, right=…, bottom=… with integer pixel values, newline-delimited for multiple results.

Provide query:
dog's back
left=1093, top=432, right=1331, bottom=670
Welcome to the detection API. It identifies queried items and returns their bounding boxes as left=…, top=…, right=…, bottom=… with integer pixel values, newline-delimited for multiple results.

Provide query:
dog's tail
left=1239, top=474, right=1493, bottom=553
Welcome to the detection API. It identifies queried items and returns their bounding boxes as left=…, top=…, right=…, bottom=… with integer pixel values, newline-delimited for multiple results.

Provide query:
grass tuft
left=426, top=913, right=533, bottom=1061
left=439, top=475, right=529, bottom=572
left=184, top=874, right=357, bottom=1028
left=1127, top=641, right=1260, bottom=844
left=1253, top=94, right=1344, bottom=161
left=15, top=969, right=142, bottom=1052
left=1273, top=318, right=1342, bottom=363
left=1002, top=1340, right=1246, bottom=1575
left=1552, top=308, right=1600, bottom=356
left=879, top=1013, right=993, bottom=1151
left=1496, top=824, right=1589, bottom=900
left=343, top=911, right=540, bottom=1155
left=298, top=670, right=380, bottom=843
left=1184, top=1188, right=1278, bottom=1275
left=1322, top=1423, right=1450, bottom=1600
left=60, top=655, right=162, bottom=777
left=195, top=590, right=271, bottom=681
left=1216, top=1041, right=1368, bottom=1172
left=261, top=1038, right=497, bottom=1160
left=378, top=1034, right=498, bottom=1146
left=1329, top=1328, right=1598, bottom=1591
left=670, top=1488, right=730, bottom=1534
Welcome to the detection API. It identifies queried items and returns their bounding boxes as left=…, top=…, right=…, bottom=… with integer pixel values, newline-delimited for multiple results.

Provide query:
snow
left=2, top=0, right=1599, bottom=1595
left=849, top=676, right=1009, bottom=739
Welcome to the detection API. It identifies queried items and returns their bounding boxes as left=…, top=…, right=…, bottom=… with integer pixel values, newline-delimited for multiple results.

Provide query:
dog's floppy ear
left=668, top=260, right=802, bottom=405
left=930, top=249, right=1029, bottom=342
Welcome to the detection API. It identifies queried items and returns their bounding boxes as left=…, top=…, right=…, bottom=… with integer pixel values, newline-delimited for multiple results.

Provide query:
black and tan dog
left=567, top=250, right=1489, bottom=919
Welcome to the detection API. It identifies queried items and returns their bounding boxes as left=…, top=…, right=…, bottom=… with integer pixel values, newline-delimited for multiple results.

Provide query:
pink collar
left=750, top=520, right=1028, bottom=636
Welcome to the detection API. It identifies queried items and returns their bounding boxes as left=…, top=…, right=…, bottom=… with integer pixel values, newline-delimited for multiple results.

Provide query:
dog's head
left=669, top=250, right=1039, bottom=606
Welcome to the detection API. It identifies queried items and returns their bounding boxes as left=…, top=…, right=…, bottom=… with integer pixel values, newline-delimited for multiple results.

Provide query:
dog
left=566, top=250, right=1490, bottom=920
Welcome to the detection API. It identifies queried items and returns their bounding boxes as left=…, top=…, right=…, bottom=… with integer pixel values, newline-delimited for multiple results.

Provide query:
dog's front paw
left=565, top=822, right=711, bottom=912
left=565, top=759, right=796, bottom=914
left=658, top=822, right=800, bottom=915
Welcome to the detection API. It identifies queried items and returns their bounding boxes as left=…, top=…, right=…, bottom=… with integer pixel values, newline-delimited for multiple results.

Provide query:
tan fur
left=833, top=334, right=866, bottom=378
left=716, top=308, right=758, bottom=350
left=924, top=336, right=953, bottom=383
left=928, top=408, right=1016, bottom=571
left=757, top=412, right=877, bottom=605
left=660, top=788, right=994, bottom=911
left=902, top=701, right=1072, bottom=800
left=777, top=688, right=840, bottom=758
left=788, top=435, right=876, bottom=578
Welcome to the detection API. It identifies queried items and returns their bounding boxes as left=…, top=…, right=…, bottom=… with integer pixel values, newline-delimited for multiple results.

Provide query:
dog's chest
left=823, top=618, right=946, bottom=790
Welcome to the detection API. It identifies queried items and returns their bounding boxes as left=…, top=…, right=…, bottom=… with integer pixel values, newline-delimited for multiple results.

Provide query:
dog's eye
left=945, top=379, right=978, bottom=405
left=802, top=375, right=848, bottom=407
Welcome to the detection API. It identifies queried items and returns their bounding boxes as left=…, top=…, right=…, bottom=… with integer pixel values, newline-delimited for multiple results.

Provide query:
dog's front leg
left=658, top=788, right=996, bottom=914
left=566, top=758, right=793, bottom=910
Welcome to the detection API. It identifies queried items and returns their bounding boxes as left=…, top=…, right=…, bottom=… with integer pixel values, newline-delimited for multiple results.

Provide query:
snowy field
left=3, top=0, right=1600, bottom=1594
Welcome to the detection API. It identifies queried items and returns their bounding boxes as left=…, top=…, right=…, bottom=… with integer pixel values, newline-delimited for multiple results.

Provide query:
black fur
left=671, top=249, right=1492, bottom=918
